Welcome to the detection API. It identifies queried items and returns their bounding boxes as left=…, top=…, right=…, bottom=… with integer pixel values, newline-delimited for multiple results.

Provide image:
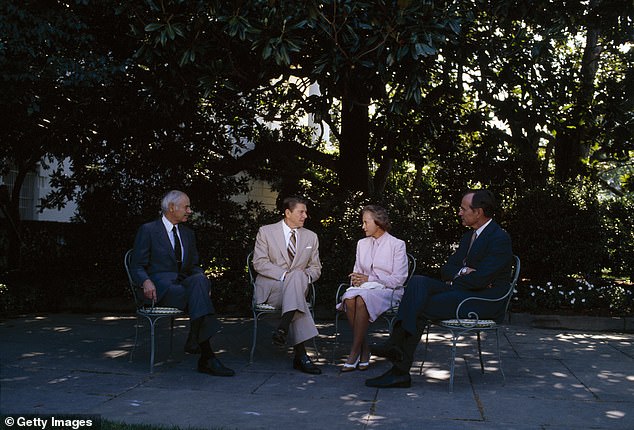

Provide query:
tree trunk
left=339, top=93, right=370, bottom=194
left=5, top=167, right=26, bottom=271
left=555, top=1, right=601, bottom=181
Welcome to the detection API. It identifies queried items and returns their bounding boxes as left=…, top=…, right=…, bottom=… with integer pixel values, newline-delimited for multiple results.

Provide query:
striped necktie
left=287, top=229, right=297, bottom=261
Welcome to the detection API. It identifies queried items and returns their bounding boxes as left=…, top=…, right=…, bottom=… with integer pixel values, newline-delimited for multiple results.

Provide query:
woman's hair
left=361, top=205, right=391, bottom=232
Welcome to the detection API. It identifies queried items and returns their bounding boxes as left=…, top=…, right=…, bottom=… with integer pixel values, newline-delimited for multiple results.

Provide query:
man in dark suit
left=366, top=189, right=513, bottom=388
left=130, top=190, right=234, bottom=377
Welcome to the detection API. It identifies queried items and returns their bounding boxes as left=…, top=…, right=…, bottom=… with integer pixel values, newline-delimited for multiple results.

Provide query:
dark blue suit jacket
left=421, top=220, right=513, bottom=321
left=397, top=221, right=513, bottom=328
left=442, top=220, right=513, bottom=292
left=130, top=218, right=204, bottom=303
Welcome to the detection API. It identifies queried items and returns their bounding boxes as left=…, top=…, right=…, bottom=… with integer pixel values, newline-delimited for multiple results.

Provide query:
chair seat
left=138, top=307, right=185, bottom=316
left=440, top=318, right=497, bottom=328
left=255, top=302, right=312, bottom=312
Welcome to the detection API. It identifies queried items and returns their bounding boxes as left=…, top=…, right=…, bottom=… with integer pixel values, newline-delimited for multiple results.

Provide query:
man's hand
left=462, top=267, right=476, bottom=275
left=142, top=279, right=157, bottom=301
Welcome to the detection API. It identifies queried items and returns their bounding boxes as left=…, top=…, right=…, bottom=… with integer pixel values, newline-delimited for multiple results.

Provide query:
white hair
left=161, top=190, right=186, bottom=214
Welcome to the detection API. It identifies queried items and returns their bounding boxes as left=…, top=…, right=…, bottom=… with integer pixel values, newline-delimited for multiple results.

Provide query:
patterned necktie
left=463, top=231, right=477, bottom=265
left=173, top=225, right=182, bottom=270
left=287, top=229, right=297, bottom=261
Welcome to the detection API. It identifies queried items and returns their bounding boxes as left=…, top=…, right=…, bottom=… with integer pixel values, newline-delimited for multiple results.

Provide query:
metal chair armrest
left=454, top=286, right=514, bottom=325
left=335, top=282, right=350, bottom=305
left=388, top=285, right=405, bottom=309
left=308, top=281, right=317, bottom=308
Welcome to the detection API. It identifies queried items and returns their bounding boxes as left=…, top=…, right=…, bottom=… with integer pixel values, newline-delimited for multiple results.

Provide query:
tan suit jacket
left=253, top=220, right=321, bottom=345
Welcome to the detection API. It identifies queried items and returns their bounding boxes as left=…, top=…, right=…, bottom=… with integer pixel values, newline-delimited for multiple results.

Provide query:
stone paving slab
left=1, top=313, right=633, bottom=430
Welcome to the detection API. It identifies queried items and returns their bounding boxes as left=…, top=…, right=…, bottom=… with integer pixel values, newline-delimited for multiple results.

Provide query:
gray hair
left=161, top=190, right=187, bottom=214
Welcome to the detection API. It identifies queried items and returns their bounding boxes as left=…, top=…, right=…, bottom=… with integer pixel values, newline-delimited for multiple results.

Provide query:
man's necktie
left=287, top=229, right=297, bottom=261
left=463, top=231, right=477, bottom=265
left=173, top=225, right=182, bottom=271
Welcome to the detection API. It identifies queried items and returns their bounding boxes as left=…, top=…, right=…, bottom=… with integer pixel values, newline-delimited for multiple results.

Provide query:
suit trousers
left=396, top=275, right=451, bottom=335
left=160, top=272, right=221, bottom=343
left=266, top=270, right=318, bottom=346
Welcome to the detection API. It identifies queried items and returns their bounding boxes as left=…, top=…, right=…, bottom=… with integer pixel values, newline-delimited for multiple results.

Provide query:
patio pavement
left=1, top=313, right=633, bottom=429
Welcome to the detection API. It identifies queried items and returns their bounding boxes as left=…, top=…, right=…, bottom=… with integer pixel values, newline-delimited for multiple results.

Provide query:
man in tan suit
left=253, top=196, right=322, bottom=374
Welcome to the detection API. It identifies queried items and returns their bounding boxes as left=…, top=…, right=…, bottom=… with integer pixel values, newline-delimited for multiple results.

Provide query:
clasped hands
left=349, top=272, right=369, bottom=287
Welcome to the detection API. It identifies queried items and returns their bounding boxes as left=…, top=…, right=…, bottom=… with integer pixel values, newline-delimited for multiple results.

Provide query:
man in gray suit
left=130, top=190, right=234, bottom=377
left=253, top=196, right=322, bottom=374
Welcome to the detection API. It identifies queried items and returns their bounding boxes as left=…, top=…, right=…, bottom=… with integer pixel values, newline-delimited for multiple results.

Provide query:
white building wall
left=1, top=158, right=77, bottom=222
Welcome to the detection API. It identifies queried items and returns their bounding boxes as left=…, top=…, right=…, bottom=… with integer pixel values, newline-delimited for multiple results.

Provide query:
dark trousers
left=391, top=275, right=508, bottom=372
left=395, top=275, right=450, bottom=335
left=160, top=272, right=221, bottom=343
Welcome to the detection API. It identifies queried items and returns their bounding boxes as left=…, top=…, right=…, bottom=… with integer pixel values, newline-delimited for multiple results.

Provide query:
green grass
left=103, top=420, right=228, bottom=430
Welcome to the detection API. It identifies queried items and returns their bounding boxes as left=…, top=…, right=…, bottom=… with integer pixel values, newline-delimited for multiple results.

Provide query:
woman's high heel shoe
left=341, top=356, right=360, bottom=373
left=358, top=348, right=370, bottom=371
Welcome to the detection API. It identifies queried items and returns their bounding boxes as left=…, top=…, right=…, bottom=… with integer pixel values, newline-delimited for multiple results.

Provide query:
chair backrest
left=124, top=249, right=143, bottom=309
left=501, top=254, right=521, bottom=316
left=454, top=254, right=521, bottom=322
left=404, top=252, right=417, bottom=286
left=246, top=251, right=257, bottom=307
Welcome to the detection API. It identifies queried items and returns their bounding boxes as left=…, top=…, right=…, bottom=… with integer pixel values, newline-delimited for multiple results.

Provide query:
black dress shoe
left=197, top=357, right=235, bottom=377
left=184, top=332, right=201, bottom=354
left=272, top=328, right=287, bottom=346
left=370, top=343, right=404, bottom=362
left=365, top=367, right=411, bottom=388
left=293, top=354, right=322, bottom=375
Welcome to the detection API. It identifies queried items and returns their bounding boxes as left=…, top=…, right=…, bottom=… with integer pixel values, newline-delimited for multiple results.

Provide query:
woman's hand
left=349, top=272, right=369, bottom=287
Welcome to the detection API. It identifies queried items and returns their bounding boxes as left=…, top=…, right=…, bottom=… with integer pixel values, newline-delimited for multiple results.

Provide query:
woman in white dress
left=336, top=205, right=408, bottom=371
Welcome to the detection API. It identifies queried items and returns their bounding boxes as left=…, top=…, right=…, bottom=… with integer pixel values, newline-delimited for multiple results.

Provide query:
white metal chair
left=333, top=252, right=416, bottom=361
left=246, top=251, right=318, bottom=363
left=124, top=249, right=186, bottom=373
left=420, top=255, right=521, bottom=391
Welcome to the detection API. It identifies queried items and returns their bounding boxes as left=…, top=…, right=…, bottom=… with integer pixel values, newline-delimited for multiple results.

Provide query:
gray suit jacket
left=252, top=220, right=321, bottom=345
left=252, top=220, right=321, bottom=302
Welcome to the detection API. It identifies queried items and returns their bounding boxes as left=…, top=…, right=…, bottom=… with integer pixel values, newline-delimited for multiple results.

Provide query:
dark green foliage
left=601, top=199, right=634, bottom=280
left=506, top=183, right=605, bottom=281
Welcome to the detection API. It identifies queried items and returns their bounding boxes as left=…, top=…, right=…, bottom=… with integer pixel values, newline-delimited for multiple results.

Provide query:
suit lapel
left=153, top=218, right=177, bottom=264
left=468, top=221, right=497, bottom=260
left=273, top=221, right=291, bottom=266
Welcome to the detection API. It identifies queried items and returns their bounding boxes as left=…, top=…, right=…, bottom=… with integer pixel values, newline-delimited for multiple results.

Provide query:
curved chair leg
left=250, top=311, right=258, bottom=364
left=449, top=331, right=458, bottom=392
left=332, top=312, right=340, bottom=364
left=312, top=337, right=320, bottom=360
left=149, top=316, right=157, bottom=373
left=496, top=328, right=505, bottom=385
left=419, top=323, right=431, bottom=375
left=310, top=308, right=320, bottom=360
left=130, top=316, right=141, bottom=363
left=169, top=317, right=175, bottom=356
left=477, top=331, right=485, bottom=374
